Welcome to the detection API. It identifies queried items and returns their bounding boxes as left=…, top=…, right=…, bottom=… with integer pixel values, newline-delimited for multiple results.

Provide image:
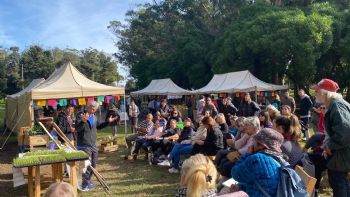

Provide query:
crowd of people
left=48, top=78, right=350, bottom=197
left=121, top=79, right=350, bottom=197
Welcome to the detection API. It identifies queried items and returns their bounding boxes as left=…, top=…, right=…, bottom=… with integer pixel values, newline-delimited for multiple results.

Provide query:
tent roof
left=30, top=62, right=125, bottom=99
left=195, top=70, right=288, bottom=94
left=131, top=78, right=192, bottom=96
left=8, top=78, right=46, bottom=98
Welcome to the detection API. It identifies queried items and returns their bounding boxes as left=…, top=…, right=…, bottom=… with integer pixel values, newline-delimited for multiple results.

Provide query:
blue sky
left=0, top=0, right=151, bottom=53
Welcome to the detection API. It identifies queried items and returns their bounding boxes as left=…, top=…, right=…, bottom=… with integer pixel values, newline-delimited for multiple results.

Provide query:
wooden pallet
left=99, top=144, right=118, bottom=153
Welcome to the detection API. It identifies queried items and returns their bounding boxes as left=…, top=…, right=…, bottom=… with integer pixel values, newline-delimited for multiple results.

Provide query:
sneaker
left=133, top=154, right=137, bottom=160
left=168, top=167, right=179, bottom=174
left=123, top=155, right=129, bottom=160
left=88, top=182, right=96, bottom=190
left=157, top=160, right=171, bottom=167
left=78, top=185, right=90, bottom=192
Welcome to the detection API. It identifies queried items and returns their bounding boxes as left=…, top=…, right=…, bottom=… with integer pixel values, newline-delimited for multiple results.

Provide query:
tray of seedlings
left=13, top=157, right=41, bottom=168
left=64, top=151, right=89, bottom=161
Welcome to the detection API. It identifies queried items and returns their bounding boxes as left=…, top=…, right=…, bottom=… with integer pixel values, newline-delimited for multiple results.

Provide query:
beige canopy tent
left=194, top=70, right=288, bottom=94
left=5, top=62, right=125, bottom=132
left=5, top=78, right=46, bottom=132
left=130, top=78, right=192, bottom=96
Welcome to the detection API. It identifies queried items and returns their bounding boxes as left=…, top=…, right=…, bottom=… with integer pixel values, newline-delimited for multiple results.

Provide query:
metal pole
left=255, top=87, right=258, bottom=102
left=124, top=94, right=127, bottom=134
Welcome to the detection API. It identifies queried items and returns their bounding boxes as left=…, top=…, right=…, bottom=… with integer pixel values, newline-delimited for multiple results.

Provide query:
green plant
left=25, top=149, right=66, bottom=156
left=64, top=151, right=89, bottom=160
left=13, top=157, right=41, bottom=168
left=27, top=124, right=44, bottom=136
left=39, top=155, right=66, bottom=164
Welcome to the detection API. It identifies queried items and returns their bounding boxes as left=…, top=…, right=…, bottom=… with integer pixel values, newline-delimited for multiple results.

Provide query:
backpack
left=255, top=154, right=308, bottom=197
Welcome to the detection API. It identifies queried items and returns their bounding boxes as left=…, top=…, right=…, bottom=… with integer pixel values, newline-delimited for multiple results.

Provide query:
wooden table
left=26, top=161, right=78, bottom=197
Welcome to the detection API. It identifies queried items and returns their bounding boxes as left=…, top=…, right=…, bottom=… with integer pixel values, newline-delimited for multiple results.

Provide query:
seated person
left=233, top=117, right=247, bottom=141
left=219, top=116, right=260, bottom=178
left=175, top=154, right=248, bottom=197
left=258, top=110, right=273, bottom=128
left=166, top=110, right=182, bottom=129
left=152, top=119, right=180, bottom=159
left=273, top=115, right=303, bottom=168
left=154, top=112, right=167, bottom=130
left=132, top=120, right=163, bottom=160
left=216, top=113, right=233, bottom=149
left=191, top=116, right=223, bottom=156
left=124, top=114, right=154, bottom=159
left=230, top=128, right=284, bottom=197
left=158, top=118, right=194, bottom=173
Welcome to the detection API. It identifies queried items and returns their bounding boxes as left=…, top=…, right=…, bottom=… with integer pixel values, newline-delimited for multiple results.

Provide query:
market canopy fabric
left=131, top=78, right=192, bottom=96
left=194, top=70, right=288, bottom=94
left=30, top=62, right=125, bottom=99
left=5, top=62, right=125, bottom=132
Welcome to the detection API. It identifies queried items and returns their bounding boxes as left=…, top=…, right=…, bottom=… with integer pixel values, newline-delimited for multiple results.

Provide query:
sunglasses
left=320, top=107, right=326, bottom=109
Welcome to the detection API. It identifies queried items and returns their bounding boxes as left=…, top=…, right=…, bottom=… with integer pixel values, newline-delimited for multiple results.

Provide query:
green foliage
left=27, top=124, right=44, bottom=136
left=13, top=157, right=41, bottom=168
left=25, top=149, right=66, bottom=156
left=64, top=151, right=89, bottom=161
left=39, top=155, right=66, bottom=164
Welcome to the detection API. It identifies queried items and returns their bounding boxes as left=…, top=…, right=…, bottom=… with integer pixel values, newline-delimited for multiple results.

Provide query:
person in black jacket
left=298, top=89, right=313, bottom=140
left=56, top=105, right=75, bottom=144
left=76, top=101, right=118, bottom=191
left=105, top=104, right=120, bottom=137
left=237, top=93, right=260, bottom=117
left=191, top=116, right=224, bottom=156
left=222, top=97, right=238, bottom=126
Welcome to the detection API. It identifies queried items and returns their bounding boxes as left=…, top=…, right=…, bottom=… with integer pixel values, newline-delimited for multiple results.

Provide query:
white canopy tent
left=194, top=70, right=288, bottom=94
left=5, top=62, right=126, bottom=133
left=130, top=78, right=192, bottom=96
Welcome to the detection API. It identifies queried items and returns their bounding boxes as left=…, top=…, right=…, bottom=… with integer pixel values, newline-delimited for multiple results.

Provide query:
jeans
left=79, top=146, right=98, bottom=187
left=328, top=169, right=350, bottom=197
left=125, top=133, right=143, bottom=154
left=133, top=138, right=152, bottom=155
left=168, top=143, right=193, bottom=169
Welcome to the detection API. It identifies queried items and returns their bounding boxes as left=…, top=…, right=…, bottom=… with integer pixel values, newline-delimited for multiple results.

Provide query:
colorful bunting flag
left=37, top=100, right=46, bottom=106
left=59, top=99, right=68, bottom=106
left=47, top=99, right=57, bottom=107
left=70, top=99, right=77, bottom=106
left=78, top=98, right=86, bottom=105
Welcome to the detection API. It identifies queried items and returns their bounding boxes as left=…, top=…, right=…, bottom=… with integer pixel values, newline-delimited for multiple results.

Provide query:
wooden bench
left=295, top=165, right=317, bottom=197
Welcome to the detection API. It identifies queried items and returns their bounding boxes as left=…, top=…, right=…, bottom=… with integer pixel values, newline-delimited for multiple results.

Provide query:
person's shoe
left=133, top=154, right=137, bottom=160
left=124, top=155, right=129, bottom=160
left=88, top=182, right=96, bottom=190
left=168, top=167, right=179, bottom=174
left=78, top=184, right=90, bottom=192
left=157, top=160, right=171, bottom=167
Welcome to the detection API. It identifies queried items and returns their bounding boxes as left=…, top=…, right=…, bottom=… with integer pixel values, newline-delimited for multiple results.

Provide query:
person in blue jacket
left=231, top=128, right=284, bottom=197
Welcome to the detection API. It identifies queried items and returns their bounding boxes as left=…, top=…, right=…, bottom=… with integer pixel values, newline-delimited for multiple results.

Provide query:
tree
left=6, top=46, right=21, bottom=94
left=0, top=47, right=7, bottom=97
left=20, top=45, right=55, bottom=82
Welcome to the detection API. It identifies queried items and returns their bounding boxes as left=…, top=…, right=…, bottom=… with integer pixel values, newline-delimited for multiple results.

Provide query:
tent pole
left=124, top=94, right=127, bottom=134
left=31, top=99, right=34, bottom=127
left=255, top=87, right=258, bottom=102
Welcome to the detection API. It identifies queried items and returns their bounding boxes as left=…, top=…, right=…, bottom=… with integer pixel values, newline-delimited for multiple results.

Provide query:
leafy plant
left=39, top=155, right=66, bottom=164
left=25, top=149, right=65, bottom=156
left=27, top=124, right=44, bottom=136
left=13, top=157, right=41, bottom=168
left=64, top=151, right=89, bottom=161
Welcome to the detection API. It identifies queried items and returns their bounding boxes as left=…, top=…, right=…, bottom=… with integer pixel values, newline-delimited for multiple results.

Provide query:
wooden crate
left=18, top=127, right=30, bottom=146
left=99, top=144, right=118, bottom=153
left=24, top=134, right=49, bottom=149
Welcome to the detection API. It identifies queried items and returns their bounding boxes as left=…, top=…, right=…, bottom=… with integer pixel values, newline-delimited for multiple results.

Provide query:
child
left=258, top=110, right=272, bottom=128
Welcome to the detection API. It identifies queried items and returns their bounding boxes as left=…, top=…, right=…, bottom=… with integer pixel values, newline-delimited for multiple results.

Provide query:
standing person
left=222, top=97, right=238, bottom=126
left=76, top=101, right=117, bottom=191
left=237, top=93, right=260, bottom=117
left=280, top=90, right=296, bottom=113
left=158, top=99, right=170, bottom=119
left=271, top=94, right=282, bottom=111
left=105, top=103, right=120, bottom=137
left=56, top=105, right=75, bottom=144
left=312, top=78, right=350, bottom=197
left=202, top=97, right=218, bottom=118
left=129, top=100, right=140, bottom=134
left=298, top=89, right=313, bottom=140
left=124, top=113, right=154, bottom=159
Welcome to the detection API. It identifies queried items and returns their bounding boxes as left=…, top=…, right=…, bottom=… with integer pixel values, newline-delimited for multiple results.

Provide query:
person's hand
left=108, top=116, right=118, bottom=123
left=230, top=184, right=240, bottom=192
left=156, top=136, right=162, bottom=140
left=195, top=140, right=204, bottom=145
left=324, top=146, right=332, bottom=156
left=70, top=127, right=76, bottom=133
left=248, top=145, right=254, bottom=154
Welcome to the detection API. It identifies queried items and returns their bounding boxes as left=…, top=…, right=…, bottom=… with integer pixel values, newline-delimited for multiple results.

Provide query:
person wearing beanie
left=231, top=128, right=285, bottom=197
left=312, top=78, right=350, bottom=197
